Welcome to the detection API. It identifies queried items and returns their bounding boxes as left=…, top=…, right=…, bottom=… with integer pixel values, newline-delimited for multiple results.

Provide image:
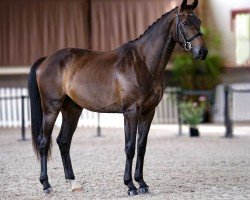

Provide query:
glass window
left=235, top=14, right=250, bottom=66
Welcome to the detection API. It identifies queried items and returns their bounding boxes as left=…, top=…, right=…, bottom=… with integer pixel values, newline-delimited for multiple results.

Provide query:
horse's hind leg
left=39, top=100, right=61, bottom=194
left=56, top=96, right=82, bottom=191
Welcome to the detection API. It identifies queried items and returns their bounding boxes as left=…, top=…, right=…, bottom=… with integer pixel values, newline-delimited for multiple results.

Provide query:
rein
left=176, top=11, right=203, bottom=51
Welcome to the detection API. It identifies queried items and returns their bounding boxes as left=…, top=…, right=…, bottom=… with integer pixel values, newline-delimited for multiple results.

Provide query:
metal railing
left=0, top=95, right=29, bottom=140
left=224, top=85, right=250, bottom=138
left=0, top=85, right=250, bottom=139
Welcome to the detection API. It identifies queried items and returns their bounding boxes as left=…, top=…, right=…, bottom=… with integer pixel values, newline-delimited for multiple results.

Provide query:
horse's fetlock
left=124, top=179, right=132, bottom=185
left=65, top=173, right=75, bottom=180
left=40, top=175, right=48, bottom=183
left=134, top=176, right=142, bottom=183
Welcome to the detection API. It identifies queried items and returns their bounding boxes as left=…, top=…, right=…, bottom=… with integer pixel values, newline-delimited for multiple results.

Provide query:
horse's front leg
left=134, top=109, right=155, bottom=194
left=123, top=107, right=139, bottom=196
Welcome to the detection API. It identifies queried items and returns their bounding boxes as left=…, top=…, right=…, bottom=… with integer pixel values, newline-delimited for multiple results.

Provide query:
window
left=232, top=9, right=250, bottom=66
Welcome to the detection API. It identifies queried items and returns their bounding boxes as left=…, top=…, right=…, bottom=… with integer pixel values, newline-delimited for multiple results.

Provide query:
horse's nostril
left=198, top=48, right=208, bottom=60
left=199, top=48, right=207, bottom=56
left=199, top=48, right=203, bottom=55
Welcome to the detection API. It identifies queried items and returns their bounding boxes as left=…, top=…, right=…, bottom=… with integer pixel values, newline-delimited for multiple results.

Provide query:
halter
left=176, top=10, right=203, bottom=51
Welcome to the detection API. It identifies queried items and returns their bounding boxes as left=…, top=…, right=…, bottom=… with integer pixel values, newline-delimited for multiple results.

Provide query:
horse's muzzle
left=194, top=47, right=208, bottom=60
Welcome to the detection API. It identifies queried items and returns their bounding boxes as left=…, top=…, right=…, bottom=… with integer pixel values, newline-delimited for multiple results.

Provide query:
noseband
left=176, top=11, right=203, bottom=51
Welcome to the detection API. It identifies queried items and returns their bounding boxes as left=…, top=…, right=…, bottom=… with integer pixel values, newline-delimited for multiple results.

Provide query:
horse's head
left=173, top=0, right=208, bottom=60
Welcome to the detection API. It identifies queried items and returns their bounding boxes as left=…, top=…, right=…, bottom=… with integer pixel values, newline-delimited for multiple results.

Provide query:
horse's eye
left=183, top=21, right=190, bottom=26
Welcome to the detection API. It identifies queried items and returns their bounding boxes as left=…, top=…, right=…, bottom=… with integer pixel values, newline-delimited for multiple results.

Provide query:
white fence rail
left=213, top=83, right=250, bottom=123
left=231, top=83, right=250, bottom=122
left=154, top=87, right=178, bottom=124
left=0, top=87, right=179, bottom=128
left=0, top=85, right=250, bottom=128
left=0, top=88, right=30, bottom=128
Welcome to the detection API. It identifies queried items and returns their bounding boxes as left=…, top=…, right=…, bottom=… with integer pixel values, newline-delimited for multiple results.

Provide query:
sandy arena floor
left=0, top=125, right=250, bottom=200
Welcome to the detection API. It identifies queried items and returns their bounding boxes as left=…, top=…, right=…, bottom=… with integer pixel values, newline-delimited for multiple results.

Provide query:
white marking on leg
left=66, top=179, right=83, bottom=192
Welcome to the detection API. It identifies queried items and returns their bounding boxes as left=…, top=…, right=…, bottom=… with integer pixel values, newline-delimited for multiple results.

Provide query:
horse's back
left=36, top=47, right=127, bottom=112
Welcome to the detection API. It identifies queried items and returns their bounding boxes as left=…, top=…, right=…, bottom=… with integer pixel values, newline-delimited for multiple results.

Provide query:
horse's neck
left=135, top=10, right=176, bottom=79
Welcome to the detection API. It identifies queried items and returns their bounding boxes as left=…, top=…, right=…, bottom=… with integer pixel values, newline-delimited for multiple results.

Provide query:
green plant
left=179, top=100, right=205, bottom=128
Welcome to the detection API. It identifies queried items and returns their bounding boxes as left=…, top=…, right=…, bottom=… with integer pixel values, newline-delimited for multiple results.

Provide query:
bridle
left=176, top=10, right=203, bottom=51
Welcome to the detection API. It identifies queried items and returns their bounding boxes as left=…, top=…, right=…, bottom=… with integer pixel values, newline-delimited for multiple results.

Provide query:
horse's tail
left=28, top=57, right=46, bottom=158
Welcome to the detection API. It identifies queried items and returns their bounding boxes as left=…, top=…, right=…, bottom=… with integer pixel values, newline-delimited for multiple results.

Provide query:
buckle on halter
left=185, top=42, right=192, bottom=51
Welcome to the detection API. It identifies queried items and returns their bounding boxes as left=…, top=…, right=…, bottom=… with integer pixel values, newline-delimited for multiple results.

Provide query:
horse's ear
left=191, top=0, right=199, bottom=10
left=181, top=0, right=187, bottom=11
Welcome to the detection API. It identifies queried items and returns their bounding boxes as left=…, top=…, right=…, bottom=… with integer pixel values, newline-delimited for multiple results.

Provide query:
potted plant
left=179, top=98, right=206, bottom=137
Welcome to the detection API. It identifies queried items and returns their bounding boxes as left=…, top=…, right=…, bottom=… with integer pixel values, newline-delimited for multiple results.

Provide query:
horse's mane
left=127, top=7, right=177, bottom=44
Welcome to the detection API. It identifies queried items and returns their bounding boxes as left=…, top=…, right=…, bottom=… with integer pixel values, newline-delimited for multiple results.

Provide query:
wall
left=0, top=75, right=28, bottom=88
left=222, top=68, right=250, bottom=84
left=0, top=0, right=181, bottom=66
left=206, top=0, right=250, bottom=67
left=0, top=0, right=90, bottom=66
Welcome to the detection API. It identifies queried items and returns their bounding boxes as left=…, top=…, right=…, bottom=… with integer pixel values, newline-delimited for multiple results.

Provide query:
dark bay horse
left=28, top=0, right=207, bottom=196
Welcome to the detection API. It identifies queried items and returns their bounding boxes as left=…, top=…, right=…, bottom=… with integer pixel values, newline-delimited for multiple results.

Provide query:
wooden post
left=224, top=85, right=233, bottom=138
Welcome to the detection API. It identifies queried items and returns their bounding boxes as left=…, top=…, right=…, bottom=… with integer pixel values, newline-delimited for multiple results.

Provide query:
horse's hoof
left=138, top=187, right=149, bottom=194
left=43, top=187, right=53, bottom=194
left=67, top=180, right=83, bottom=192
left=128, top=189, right=138, bottom=196
left=71, top=183, right=83, bottom=192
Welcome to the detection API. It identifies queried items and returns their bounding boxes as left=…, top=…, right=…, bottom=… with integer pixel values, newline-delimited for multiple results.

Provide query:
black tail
left=28, top=57, right=46, bottom=158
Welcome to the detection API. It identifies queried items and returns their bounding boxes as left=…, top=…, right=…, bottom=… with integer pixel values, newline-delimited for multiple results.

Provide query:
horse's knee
left=125, top=146, right=135, bottom=159
left=56, top=137, right=69, bottom=153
